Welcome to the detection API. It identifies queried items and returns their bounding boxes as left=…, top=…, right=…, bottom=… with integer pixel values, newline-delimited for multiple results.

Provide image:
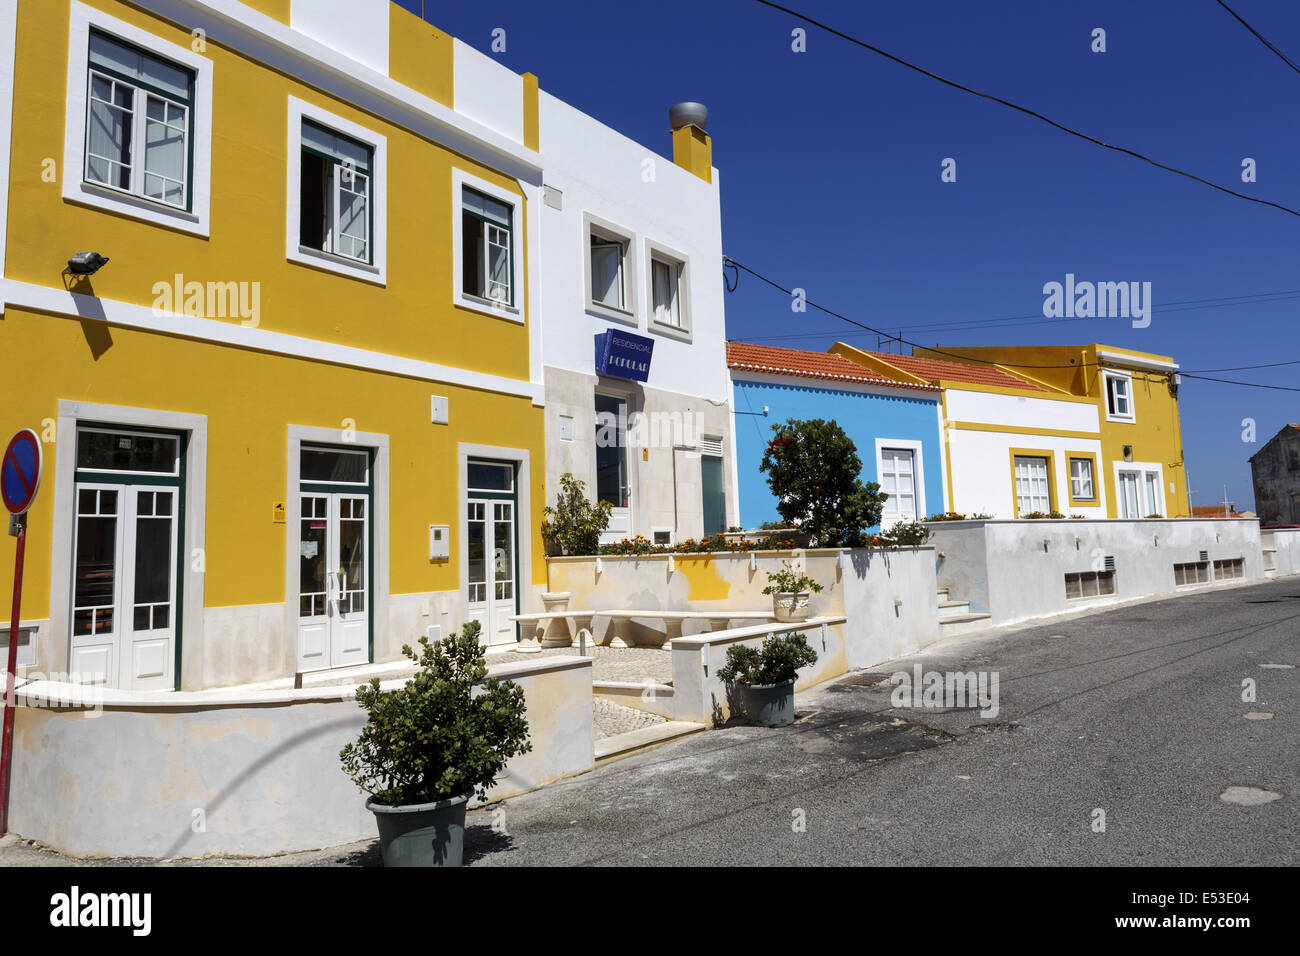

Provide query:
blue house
left=728, top=342, right=947, bottom=530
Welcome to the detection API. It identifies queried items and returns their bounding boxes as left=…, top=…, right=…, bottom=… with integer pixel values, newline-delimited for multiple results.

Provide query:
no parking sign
left=1, top=427, right=42, bottom=836
left=1, top=429, right=41, bottom=517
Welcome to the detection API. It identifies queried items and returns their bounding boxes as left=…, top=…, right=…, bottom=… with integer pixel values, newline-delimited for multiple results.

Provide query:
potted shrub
left=339, top=620, right=532, bottom=867
left=717, top=632, right=819, bottom=726
left=762, top=561, right=823, bottom=622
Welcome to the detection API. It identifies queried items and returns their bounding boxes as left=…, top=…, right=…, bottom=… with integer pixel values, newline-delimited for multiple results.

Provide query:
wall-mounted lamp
left=67, top=251, right=110, bottom=275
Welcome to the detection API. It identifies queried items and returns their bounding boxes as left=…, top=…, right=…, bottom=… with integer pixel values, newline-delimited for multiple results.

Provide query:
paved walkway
left=489, top=645, right=673, bottom=684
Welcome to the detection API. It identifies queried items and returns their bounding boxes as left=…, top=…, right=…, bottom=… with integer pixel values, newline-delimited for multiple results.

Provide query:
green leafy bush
left=761, top=560, right=823, bottom=595
left=925, top=511, right=968, bottom=521
left=759, top=418, right=887, bottom=547
left=716, top=632, right=819, bottom=686
left=540, top=473, right=612, bottom=556
left=1020, top=511, right=1065, bottom=519
left=878, top=520, right=933, bottom=546
left=340, top=620, right=532, bottom=807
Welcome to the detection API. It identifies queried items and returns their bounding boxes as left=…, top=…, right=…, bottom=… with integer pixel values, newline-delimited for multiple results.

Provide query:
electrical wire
left=753, top=0, right=1300, bottom=220
left=1215, top=0, right=1300, bottom=75
left=722, top=254, right=1300, bottom=390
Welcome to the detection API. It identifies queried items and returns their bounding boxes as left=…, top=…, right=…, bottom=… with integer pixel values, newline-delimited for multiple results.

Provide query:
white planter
left=772, top=591, right=811, bottom=623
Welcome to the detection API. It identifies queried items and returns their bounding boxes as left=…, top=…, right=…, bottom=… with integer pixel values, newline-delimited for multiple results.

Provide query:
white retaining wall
left=928, top=518, right=1265, bottom=626
left=8, top=656, right=593, bottom=859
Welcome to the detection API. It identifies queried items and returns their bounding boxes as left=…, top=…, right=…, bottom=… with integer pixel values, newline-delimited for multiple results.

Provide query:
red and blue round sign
left=1, top=429, right=42, bottom=516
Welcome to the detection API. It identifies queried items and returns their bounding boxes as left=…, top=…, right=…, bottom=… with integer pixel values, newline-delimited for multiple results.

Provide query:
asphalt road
left=459, top=577, right=1299, bottom=866
left=1, top=577, right=1294, bottom=867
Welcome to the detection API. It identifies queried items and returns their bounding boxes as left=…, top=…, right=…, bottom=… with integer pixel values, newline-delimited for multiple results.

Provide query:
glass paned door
left=1014, top=456, right=1051, bottom=515
left=466, top=469, right=518, bottom=647
left=595, top=393, right=630, bottom=537
left=880, top=448, right=918, bottom=523
left=70, top=484, right=177, bottom=689
left=296, top=492, right=370, bottom=671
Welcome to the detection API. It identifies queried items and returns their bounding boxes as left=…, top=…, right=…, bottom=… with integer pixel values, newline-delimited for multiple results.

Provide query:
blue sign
left=2, top=429, right=42, bottom=516
left=595, top=329, right=655, bottom=382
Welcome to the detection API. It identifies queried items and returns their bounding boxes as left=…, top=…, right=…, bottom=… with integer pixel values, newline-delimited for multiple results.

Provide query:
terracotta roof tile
left=726, top=342, right=938, bottom=392
left=861, top=350, right=1044, bottom=391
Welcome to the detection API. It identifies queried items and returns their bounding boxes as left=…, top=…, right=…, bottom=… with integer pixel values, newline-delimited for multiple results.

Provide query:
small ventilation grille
left=1199, top=550, right=1209, bottom=561
left=1104, top=555, right=1116, bottom=571
left=699, top=435, right=724, bottom=457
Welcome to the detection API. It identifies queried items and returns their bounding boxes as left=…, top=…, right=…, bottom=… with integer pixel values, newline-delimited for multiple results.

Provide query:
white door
left=71, top=484, right=178, bottom=690
left=1014, top=456, right=1052, bottom=515
left=466, top=498, right=517, bottom=646
left=297, top=492, right=369, bottom=672
left=880, top=448, right=918, bottom=524
left=595, top=393, right=631, bottom=538
left=1117, top=471, right=1140, bottom=519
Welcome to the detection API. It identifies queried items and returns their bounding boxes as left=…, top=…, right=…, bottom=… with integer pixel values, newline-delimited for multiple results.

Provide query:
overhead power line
left=722, top=255, right=1300, bottom=391
left=1215, top=0, right=1300, bottom=75
left=734, top=289, right=1300, bottom=343
left=753, top=0, right=1300, bottom=220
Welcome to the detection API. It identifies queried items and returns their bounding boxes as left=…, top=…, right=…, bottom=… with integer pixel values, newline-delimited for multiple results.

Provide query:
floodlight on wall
left=67, top=251, right=110, bottom=275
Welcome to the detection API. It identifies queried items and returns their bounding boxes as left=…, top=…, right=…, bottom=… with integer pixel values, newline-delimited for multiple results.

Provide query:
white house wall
left=946, top=430, right=1107, bottom=518
left=945, top=388, right=1098, bottom=433
left=537, top=91, right=728, bottom=403
left=452, top=38, right=524, bottom=143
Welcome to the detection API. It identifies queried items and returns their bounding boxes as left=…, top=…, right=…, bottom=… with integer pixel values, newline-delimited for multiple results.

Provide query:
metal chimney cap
left=669, top=102, right=708, bottom=131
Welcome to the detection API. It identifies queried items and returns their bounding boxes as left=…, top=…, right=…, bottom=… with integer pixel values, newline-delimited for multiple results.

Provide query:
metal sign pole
left=0, top=512, right=27, bottom=836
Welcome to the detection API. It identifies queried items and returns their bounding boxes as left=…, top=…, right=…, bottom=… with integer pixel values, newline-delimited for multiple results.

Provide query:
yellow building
left=0, top=0, right=557, bottom=690
left=911, top=344, right=1189, bottom=519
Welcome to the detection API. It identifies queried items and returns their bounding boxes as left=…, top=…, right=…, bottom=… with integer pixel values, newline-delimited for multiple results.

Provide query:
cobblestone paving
left=488, top=645, right=673, bottom=684
left=591, top=698, right=668, bottom=740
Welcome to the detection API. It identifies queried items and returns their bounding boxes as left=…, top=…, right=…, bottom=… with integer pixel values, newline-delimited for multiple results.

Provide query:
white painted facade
left=943, top=388, right=1107, bottom=519
left=536, top=91, right=735, bottom=543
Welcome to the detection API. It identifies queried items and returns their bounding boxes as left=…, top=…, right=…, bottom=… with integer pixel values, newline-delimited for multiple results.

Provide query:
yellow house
left=830, top=342, right=1187, bottom=520
left=0, top=0, right=555, bottom=690
left=911, top=344, right=1189, bottom=519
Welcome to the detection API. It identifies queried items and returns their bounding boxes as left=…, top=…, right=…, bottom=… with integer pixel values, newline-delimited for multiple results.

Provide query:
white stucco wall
left=536, top=91, right=727, bottom=403
left=944, top=388, right=1106, bottom=519
left=946, top=430, right=1107, bottom=519
left=930, top=519, right=1265, bottom=625
left=291, top=0, right=390, bottom=75
left=1263, top=528, right=1300, bottom=576
left=8, top=656, right=593, bottom=858
left=452, top=38, right=524, bottom=143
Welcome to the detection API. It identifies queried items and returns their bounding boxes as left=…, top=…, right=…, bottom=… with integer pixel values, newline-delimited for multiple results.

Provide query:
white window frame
left=286, top=97, right=386, bottom=284
left=1113, top=461, right=1165, bottom=518
left=584, top=213, right=637, bottom=324
left=875, top=438, right=927, bottom=524
left=1103, top=370, right=1135, bottom=423
left=645, top=239, right=691, bottom=339
left=1014, top=455, right=1053, bottom=516
left=1068, top=456, right=1096, bottom=502
left=62, top=2, right=213, bottom=236
left=452, top=168, right=525, bottom=323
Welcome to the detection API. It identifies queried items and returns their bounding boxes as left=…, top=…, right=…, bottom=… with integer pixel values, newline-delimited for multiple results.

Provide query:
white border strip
left=1097, top=349, right=1179, bottom=372
left=0, top=0, right=19, bottom=311
left=139, top=0, right=541, bottom=178
left=1, top=278, right=544, bottom=403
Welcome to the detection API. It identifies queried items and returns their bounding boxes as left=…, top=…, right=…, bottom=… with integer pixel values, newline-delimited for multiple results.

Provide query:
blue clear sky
left=400, top=0, right=1300, bottom=512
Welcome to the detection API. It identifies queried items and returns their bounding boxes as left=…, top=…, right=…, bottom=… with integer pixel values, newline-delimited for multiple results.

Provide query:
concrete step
left=938, top=612, right=994, bottom=636
left=938, top=599, right=972, bottom=618
left=936, top=588, right=951, bottom=601
left=593, top=721, right=706, bottom=764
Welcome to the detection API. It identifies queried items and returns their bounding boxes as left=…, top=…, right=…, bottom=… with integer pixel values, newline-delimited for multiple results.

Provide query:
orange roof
left=726, top=342, right=938, bottom=392
left=861, top=350, right=1044, bottom=392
